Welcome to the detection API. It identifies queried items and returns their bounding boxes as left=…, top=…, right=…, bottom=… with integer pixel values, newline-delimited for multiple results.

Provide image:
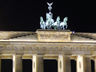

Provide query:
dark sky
left=0, top=0, right=96, bottom=32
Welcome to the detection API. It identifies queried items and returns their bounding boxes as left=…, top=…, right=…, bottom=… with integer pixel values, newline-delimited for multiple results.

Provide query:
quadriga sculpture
left=60, top=17, right=68, bottom=30
left=40, top=16, right=46, bottom=29
left=40, top=2, right=68, bottom=30
left=52, top=16, right=60, bottom=30
left=46, top=13, right=54, bottom=29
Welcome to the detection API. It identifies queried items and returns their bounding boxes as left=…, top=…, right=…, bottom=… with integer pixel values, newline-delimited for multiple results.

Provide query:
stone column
left=84, top=57, right=91, bottom=72
left=0, top=56, right=1, bottom=72
left=32, top=55, right=43, bottom=72
left=77, top=55, right=84, bottom=72
left=58, top=55, right=71, bottom=72
left=95, top=58, right=96, bottom=72
left=77, top=55, right=91, bottom=72
left=13, top=54, right=22, bottom=72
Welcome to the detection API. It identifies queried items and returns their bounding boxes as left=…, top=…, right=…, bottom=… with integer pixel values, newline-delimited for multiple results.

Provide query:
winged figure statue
left=47, top=2, right=53, bottom=12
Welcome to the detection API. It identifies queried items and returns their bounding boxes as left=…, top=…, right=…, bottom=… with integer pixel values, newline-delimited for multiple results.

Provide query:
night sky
left=0, top=0, right=96, bottom=32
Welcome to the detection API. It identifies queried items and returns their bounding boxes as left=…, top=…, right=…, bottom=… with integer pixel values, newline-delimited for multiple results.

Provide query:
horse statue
left=40, top=16, right=46, bottom=29
left=46, top=13, right=54, bottom=29
left=60, top=17, right=68, bottom=30
left=52, top=16, right=61, bottom=30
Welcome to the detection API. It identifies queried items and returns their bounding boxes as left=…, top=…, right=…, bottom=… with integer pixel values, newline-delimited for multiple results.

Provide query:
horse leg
left=63, top=26, right=64, bottom=30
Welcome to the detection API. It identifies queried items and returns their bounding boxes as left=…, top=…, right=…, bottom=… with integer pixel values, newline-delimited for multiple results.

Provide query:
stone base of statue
left=36, top=29, right=72, bottom=42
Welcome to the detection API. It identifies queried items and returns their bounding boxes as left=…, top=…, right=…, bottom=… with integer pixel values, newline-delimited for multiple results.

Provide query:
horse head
left=63, top=17, right=68, bottom=23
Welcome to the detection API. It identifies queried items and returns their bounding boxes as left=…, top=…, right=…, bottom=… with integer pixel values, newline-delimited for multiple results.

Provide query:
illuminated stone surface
left=0, top=29, right=96, bottom=72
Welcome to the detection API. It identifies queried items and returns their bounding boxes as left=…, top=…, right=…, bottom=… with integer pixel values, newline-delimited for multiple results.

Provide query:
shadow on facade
left=71, top=60, right=76, bottom=72
left=22, top=59, right=32, bottom=72
left=44, top=59, right=58, bottom=72
left=1, top=59, right=12, bottom=72
left=91, top=60, right=95, bottom=72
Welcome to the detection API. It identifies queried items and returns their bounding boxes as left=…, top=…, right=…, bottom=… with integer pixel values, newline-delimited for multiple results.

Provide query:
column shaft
left=95, top=58, right=96, bottom=72
left=84, top=57, right=91, bottom=72
left=32, top=55, right=43, bottom=72
left=58, top=55, right=71, bottom=72
left=77, top=55, right=84, bottom=72
left=0, top=58, right=1, bottom=72
left=77, top=55, right=91, bottom=72
left=13, top=55, right=22, bottom=72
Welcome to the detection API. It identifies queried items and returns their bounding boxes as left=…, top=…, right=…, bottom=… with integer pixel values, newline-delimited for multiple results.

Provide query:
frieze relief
left=0, top=44, right=96, bottom=53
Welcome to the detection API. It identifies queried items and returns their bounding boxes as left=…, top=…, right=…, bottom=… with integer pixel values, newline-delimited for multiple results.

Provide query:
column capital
left=13, top=53, right=23, bottom=56
left=58, top=54, right=71, bottom=57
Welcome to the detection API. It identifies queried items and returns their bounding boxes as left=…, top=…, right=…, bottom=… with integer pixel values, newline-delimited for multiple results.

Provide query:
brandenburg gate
left=0, top=29, right=96, bottom=72
left=0, top=2, right=96, bottom=72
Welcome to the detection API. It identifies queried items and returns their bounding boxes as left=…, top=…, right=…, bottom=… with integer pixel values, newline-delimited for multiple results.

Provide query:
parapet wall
left=36, top=29, right=72, bottom=42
